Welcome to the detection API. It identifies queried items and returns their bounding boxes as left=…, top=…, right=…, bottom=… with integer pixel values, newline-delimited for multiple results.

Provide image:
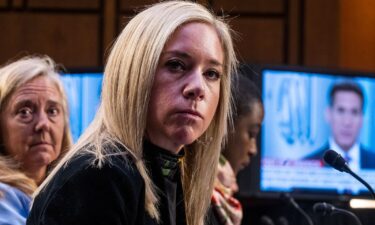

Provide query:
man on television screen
left=306, top=81, right=375, bottom=169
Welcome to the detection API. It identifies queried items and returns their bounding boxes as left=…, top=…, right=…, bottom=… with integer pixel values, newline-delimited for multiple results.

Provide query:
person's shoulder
left=0, top=182, right=31, bottom=207
left=35, top=142, right=144, bottom=202
left=48, top=146, right=143, bottom=192
left=0, top=182, right=31, bottom=200
left=28, top=145, right=146, bottom=225
left=360, top=146, right=375, bottom=155
left=51, top=150, right=145, bottom=199
left=0, top=182, right=31, bottom=225
left=206, top=205, right=222, bottom=225
left=360, top=146, right=375, bottom=169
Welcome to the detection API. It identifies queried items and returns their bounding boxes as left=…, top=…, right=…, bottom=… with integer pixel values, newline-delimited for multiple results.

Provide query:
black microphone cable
left=323, top=149, right=375, bottom=199
left=280, top=193, right=314, bottom=225
left=313, top=202, right=363, bottom=225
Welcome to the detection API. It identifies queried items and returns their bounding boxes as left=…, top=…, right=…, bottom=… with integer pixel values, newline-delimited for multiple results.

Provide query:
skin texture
left=147, top=22, right=224, bottom=154
left=216, top=158, right=239, bottom=193
left=224, top=101, right=264, bottom=175
left=0, top=76, right=65, bottom=184
left=326, top=90, right=363, bottom=152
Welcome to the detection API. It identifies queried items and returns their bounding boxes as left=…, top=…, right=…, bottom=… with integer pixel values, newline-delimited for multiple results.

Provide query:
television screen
left=60, top=72, right=103, bottom=142
left=259, top=66, right=375, bottom=198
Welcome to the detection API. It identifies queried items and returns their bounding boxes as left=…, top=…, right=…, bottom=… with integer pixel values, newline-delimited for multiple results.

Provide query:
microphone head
left=277, top=217, right=289, bottom=225
left=313, top=202, right=335, bottom=216
left=260, top=215, right=275, bottom=225
left=323, top=149, right=349, bottom=172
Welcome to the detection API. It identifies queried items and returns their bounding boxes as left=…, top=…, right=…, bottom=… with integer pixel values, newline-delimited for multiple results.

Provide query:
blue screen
left=260, top=68, right=375, bottom=197
left=61, top=73, right=103, bottom=142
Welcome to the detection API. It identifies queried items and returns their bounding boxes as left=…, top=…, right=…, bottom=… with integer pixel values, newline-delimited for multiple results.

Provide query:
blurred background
left=1, top=0, right=375, bottom=71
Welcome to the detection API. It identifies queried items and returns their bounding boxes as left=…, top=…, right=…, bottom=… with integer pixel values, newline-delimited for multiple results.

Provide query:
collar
left=329, top=137, right=360, bottom=170
left=143, top=140, right=184, bottom=180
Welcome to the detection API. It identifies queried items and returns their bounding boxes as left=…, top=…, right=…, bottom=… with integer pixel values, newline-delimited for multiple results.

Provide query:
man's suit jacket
left=304, top=143, right=375, bottom=169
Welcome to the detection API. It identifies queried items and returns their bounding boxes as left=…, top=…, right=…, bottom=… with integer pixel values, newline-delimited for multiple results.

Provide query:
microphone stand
left=323, top=150, right=375, bottom=199
left=332, top=207, right=363, bottom=225
left=281, top=193, right=314, bottom=225
left=345, top=168, right=375, bottom=199
left=313, top=202, right=363, bottom=225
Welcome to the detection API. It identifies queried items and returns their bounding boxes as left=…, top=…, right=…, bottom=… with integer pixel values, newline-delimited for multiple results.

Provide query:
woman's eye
left=205, top=70, right=221, bottom=81
left=17, top=108, right=33, bottom=119
left=248, top=130, right=258, bottom=139
left=166, top=60, right=185, bottom=72
left=48, top=107, right=60, bottom=117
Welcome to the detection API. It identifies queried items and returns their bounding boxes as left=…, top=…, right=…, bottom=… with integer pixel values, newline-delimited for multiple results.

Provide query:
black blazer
left=305, top=143, right=375, bottom=169
left=27, top=142, right=186, bottom=225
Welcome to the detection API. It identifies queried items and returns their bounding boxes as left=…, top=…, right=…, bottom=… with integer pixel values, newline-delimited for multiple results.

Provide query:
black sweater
left=27, top=141, right=186, bottom=225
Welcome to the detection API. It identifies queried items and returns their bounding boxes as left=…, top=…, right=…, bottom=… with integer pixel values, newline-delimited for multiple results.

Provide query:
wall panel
left=231, top=18, right=284, bottom=64
left=118, top=16, right=130, bottom=31
left=304, top=0, right=339, bottom=68
left=13, top=0, right=23, bottom=8
left=0, top=13, right=99, bottom=67
left=1, top=0, right=365, bottom=71
left=28, top=0, right=100, bottom=9
left=339, top=0, right=375, bottom=71
left=102, top=0, right=116, bottom=61
left=0, top=0, right=6, bottom=8
left=212, top=0, right=284, bottom=13
left=287, top=0, right=301, bottom=64
left=119, top=0, right=157, bottom=12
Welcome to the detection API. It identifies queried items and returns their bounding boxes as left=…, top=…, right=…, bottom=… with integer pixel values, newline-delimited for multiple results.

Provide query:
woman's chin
left=173, top=127, right=203, bottom=146
left=26, top=154, right=55, bottom=169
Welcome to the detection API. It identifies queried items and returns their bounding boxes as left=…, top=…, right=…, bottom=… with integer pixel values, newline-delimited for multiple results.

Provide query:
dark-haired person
left=210, top=74, right=264, bottom=225
left=306, top=81, right=375, bottom=169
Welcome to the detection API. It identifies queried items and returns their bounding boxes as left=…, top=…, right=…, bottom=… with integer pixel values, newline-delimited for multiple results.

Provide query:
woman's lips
left=30, top=142, right=52, bottom=149
left=176, top=109, right=203, bottom=119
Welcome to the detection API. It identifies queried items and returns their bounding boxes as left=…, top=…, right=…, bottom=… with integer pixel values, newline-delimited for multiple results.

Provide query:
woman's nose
left=34, top=112, right=51, bottom=132
left=248, top=140, right=258, bottom=156
left=182, top=72, right=205, bottom=101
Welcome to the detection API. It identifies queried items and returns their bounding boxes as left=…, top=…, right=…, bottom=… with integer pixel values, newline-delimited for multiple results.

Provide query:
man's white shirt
left=329, top=137, right=360, bottom=171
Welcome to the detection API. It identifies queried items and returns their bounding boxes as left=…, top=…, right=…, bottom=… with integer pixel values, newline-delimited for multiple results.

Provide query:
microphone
left=313, top=202, right=334, bottom=216
left=323, top=149, right=350, bottom=172
left=280, top=193, right=314, bottom=225
left=323, top=150, right=375, bottom=199
left=260, top=215, right=275, bottom=225
left=313, top=202, right=363, bottom=225
left=277, top=216, right=289, bottom=225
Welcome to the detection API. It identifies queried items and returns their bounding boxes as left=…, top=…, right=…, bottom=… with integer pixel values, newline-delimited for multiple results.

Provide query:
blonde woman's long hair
left=0, top=55, right=73, bottom=192
left=0, top=158, right=37, bottom=197
left=37, top=1, right=237, bottom=225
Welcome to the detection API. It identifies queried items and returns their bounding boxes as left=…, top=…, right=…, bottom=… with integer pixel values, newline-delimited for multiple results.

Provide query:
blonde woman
left=0, top=55, right=72, bottom=225
left=28, top=1, right=237, bottom=225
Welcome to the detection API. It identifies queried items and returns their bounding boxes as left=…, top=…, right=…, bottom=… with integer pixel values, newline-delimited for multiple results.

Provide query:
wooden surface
left=0, top=0, right=374, bottom=72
